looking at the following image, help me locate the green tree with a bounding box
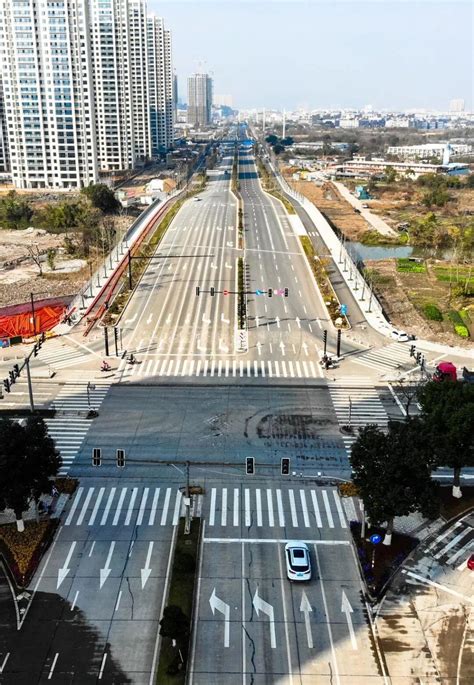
[0,191,33,229]
[350,420,439,545]
[81,183,120,213]
[422,188,450,208]
[383,166,397,184]
[35,201,83,234]
[465,174,474,189]
[409,212,438,248]
[417,381,474,498]
[0,416,61,531]
[159,605,189,640]
[265,134,279,146]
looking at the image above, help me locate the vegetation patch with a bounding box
[423,303,443,321]
[156,518,201,684]
[300,236,349,328]
[54,477,78,495]
[397,258,426,273]
[338,481,359,498]
[448,310,470,338]
[0,518,58,586]
[359,229,404,246]
[256,158,295,214]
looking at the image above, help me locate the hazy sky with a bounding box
[150,1,473,111]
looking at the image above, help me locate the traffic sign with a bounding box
[369,534,382,545]
[340,304,348,316]
[255,289,264,295]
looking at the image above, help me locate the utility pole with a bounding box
[25,357,35,413]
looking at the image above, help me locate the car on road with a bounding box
[390,329,412,342]
[285,542,311,581]
[194,197,201,201]
[467,554,474,570]
[361,203,369,209]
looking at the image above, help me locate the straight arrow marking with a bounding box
[141,541,154,589]
[57,541,76,589]
[341,590,357,650]
[253,587,276,648]
[300,591,313,649]
[209,588,230,648]
[100,541,115,589]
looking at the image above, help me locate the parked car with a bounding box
[390,329,411,342]
[467,554,474,571]
[285,542,311,581]
[361,203,369,209]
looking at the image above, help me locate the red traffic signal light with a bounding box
[223,289,229,295]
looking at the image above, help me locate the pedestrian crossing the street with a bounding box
[118,357,323,380]
[47,382,110,475]
[328,378,389,456]
[62,484,347,531]
[33,337,96,371]
[421,513,474,570]
[351,343,414,374]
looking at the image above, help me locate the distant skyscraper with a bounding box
[147,16,174,155]
[449,99,465,112]
[89,0,135,172]
[187,73,213,127]
[129,0,151,160]
[173,71,178,121]
[0,0,98,188]
[0,74,9,173]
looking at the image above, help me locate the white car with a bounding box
[285,542,311,581]
[390,329,410,342]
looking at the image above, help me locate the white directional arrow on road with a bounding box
[209,588,230,648]
[221,313,230,324]
[253,587,276,648]
[211,263,218,270]
[341,590,358,650]
[57,541,76,589]
[100,541,116,589]
[295,317,301,329]
[202,315,211,324]
[225,262,232,269]
[256,341,262,356]
[279,340,286,356]
[146,313,153,325]
[275,316,281,329]
[300,591,313,648]
[302,341,309,356]
[141,541,154,589]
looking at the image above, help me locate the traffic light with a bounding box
[281,458,290,475]
[284,287,289,297]
[195,286,200,296]
[246,457,255,475]
[323,329,328,355]
[13,364,20,379]
[3,378,10,394]
[409,344,416,357]
[210,287,215,296]
[40,332,45,344]
[416,352,422,364]
[267,288,273,297]
[9,370,15,385]
[116,449,125,468]
[33,343,39,356]
[92,448,102,467]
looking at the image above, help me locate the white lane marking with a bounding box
[172,490,183,525]
[276,489,285,526]
[321,490,334,528]
[189,359,195,376]
[266,489,275,527]
[0,654,10,674]
[404,570,474,604]
[124,488,138,526]
[137,488,149,526]
[281,361,287,378]
[115,590,122,612]
[233,488,240,527]
[89,487,105,526]
[101,488,116,526]
[256,489,263,527]
[221,488,227,527]
[98,652,107,680]
[311,490,323,527]
[71,590,79,611]
[288,361,294,377]
[313,544,341,684]
[209,488,217,526]
[288,490,298,527]
[333,491,347,528]
[160,488,171,526]
[300,490,310,528]
[205,538,349,545]
[88,541,95,557]
[48,653,59,680]
[76,487,94,526]
[65,487,84,526]
[149,488,160,526]
[245,488,251,527]
[434,528,471,560]
[112,488,128,526]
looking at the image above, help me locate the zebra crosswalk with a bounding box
[47,382,110,474]
[62,484,348,531]
[119,357,323,380]
[33,336,95,370]
[351,343,414,374]
[422,513,474,570]
[328,378,389,456]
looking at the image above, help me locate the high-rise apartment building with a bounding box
[129,0,150,161]
[0,74,9,173]
[147,16,173,156]
[0,0,98,189]
[89,0,134,172]
[173,71,178,122]
[449,99,465,113]
[187,73,213,127]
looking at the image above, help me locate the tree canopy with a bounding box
[81,183,120,213]
[0,191,33,229]
[0,416,61,531]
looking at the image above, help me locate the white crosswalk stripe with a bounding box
[47,382,110,475]
[119,358,322,380]
[422,514,474,569]
[328,377,389,457]
[351,343,413,374]
[64,485,189,528]
[204,486,347,530]
[32,337,95,370]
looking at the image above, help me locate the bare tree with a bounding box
[26,243,44,276]
[391,373,428,417]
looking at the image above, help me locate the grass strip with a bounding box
[300,236,349,328]
[0,518,58,586]
[156,518,201,684]
[238,256,246,329]
[256,157,296,214]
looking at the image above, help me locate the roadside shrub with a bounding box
[455,324,470,338]
[460,309,471,324]
[339,482,359,498]
[423,304,443,321]
[448,310,470,337]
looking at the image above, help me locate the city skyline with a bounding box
[154,0,473,111]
